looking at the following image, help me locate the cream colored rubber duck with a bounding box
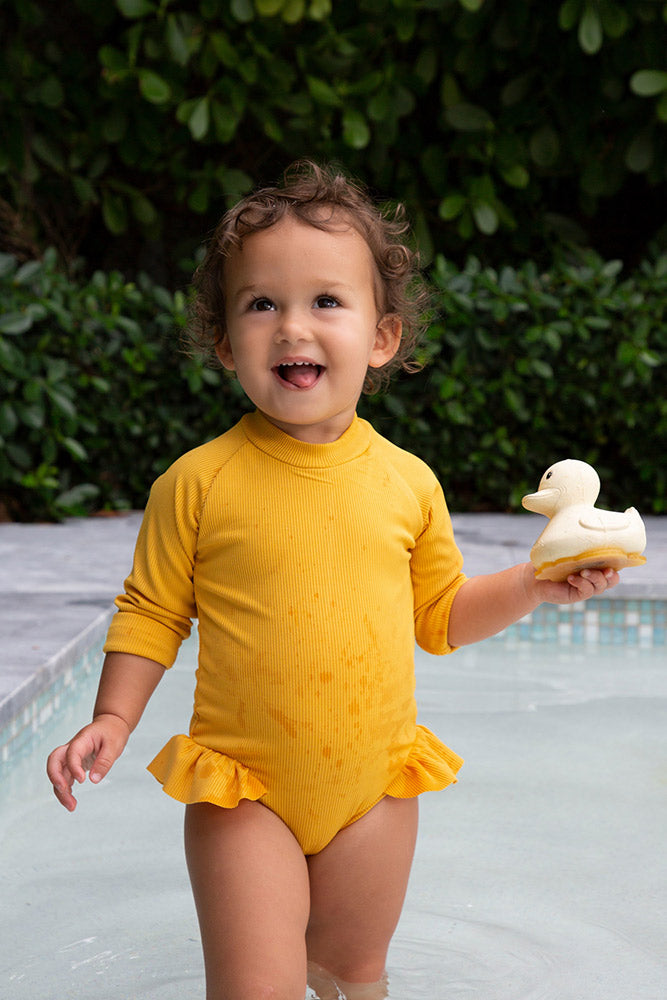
[522,459,647,582]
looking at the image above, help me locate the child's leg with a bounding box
[184,800,310,1000]
[306,795,418,993]
[307,961,389,999]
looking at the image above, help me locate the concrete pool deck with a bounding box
[1,511,666,731]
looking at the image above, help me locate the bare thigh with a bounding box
[184,800,310,1000]
[306,795,419,984]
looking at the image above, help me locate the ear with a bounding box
[214,330,236,371]
[369,313,402,368]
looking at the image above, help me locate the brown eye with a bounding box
[250,297,275,311]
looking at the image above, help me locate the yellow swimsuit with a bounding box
[104,412,466,854]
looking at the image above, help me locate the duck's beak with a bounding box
[522,488,559,515]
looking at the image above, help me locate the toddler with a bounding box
[47,161,618,1000]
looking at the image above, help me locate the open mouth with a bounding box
[273,361,324,388]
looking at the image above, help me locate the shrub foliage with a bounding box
[1,0,666,275]
[362,252,667,512]
[1,249,665,520]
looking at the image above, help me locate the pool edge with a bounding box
[0,608,113,765]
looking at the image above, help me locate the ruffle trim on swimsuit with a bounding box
[384,724,463,799]
[147,734,267,806]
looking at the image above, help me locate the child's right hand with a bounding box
[46,714,130,812]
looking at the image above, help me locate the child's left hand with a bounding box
[535,567,619,605]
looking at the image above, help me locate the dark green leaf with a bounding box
[166,15,191,66]
[187,96,210,140]
[0,402,18,436]
[21,403,45,429]
[230,0,254,21]
[255,0,284,13]
[138,70,172,105]
[558,0,580,32]
[116,0,155,17]
[307,76,341,107]
[342,110,370,149]
[55,483,100,509]
[0,312,33,334]
[529,125,560,167]
[14,260,43,285]
[308,0,331,18]
[61,437,89,461]
[578,6,603,54]
[0,254,17,279]
[445,103,493,132]
[282,0,306,23]
[439,194,467,220]
[630,70,667,97]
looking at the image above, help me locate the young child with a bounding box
[47,161,618,1000]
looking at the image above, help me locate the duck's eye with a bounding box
[546,471,553,479]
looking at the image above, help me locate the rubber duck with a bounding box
[521,459,647,582]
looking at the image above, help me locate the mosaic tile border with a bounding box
[0,641,103,768]
[494,598,666,647]
[0,600,665,770]
[0,609,112,769]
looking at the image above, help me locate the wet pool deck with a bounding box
[1,511,665,732]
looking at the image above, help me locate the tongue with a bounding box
[281,364,320,388]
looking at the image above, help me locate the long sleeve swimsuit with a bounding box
[104,411,467,855]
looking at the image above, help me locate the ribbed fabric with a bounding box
[104,411,467,854]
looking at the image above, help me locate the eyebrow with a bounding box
[230,283,261,302]
[231,280,355,302]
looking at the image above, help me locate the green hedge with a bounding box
[1,249,665,520]
[0,250,250,520]
[362,252,667,512]
[2,0,667,274]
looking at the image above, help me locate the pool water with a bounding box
[1,627,666,999]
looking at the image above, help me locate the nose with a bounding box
[275,306,313,344]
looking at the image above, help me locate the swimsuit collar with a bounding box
[241,410,372,468]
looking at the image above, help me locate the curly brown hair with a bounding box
[186,160,430,393]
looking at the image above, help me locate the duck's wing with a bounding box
[577,508,638,533]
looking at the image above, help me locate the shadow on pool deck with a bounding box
[0,512,665,728]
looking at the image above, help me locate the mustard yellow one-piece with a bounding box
[104,411,466,854]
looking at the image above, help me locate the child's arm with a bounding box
[46,651,165,812]
[448,562,618,647]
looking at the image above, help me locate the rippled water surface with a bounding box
[2,633,665,999]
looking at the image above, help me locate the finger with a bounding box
[567,568,613,596]
[46,745,65,786]
[89,740,121,784]
[580,569,601,591]
[566,572,595,598]
[582,568,613,591]
[63,742,89,785]
[52,780,78,812]
[47,753,78,811]
[47,746,76,788]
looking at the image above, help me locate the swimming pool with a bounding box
[2,602,666,999]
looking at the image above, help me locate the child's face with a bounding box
[216,216,401,443]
